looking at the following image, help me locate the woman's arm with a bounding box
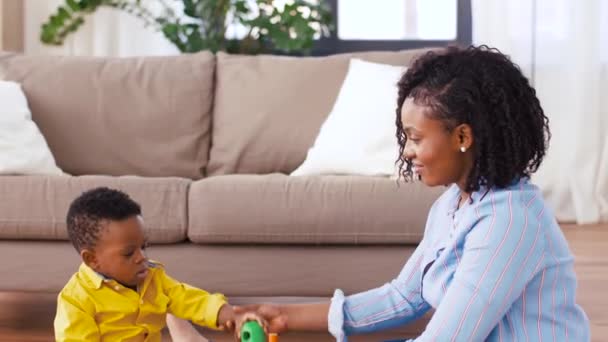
[244,238,430,339]
[280,303,332,330]
[335,239,431,337]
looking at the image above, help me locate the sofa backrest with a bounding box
[207,48,431,176]
[0,175,190,243]
[0,52,215,179]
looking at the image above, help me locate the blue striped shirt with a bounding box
[328,179,589,341]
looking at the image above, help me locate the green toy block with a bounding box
[241,320,266,342]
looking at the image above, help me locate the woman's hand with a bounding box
[235,312,268,339]
[234,304,288,334]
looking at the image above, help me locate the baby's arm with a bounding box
[160,268,231,330]
[54,291,100,341]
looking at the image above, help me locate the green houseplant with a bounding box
[40,0,333,54]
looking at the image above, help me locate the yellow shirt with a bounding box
[54,261,227,342]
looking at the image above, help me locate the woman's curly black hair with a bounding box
[395,45,551,192]
[66,187,141,252]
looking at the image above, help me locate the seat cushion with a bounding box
[188,174,443,244]
[0,175,190,243]
[208,48,432,176]
[0,52,214,179]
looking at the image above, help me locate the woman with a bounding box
[235,45,590,341]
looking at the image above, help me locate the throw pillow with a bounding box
[291,58,405,177]
[0,81,64,175]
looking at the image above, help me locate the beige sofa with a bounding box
[0,49,443,340]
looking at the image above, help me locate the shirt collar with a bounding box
[79,263,108,290]
[78,260,160,290]
[447,183,488,216]
[452,177,529,207]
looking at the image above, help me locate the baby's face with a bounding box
[91,215,149,287]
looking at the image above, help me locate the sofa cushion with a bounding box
[188,174,443,244]
[207,48,432,176]
[0,175,190,243]
[0,52,214,179]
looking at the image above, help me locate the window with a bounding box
[338,0,457,40]
[313,0,471,55]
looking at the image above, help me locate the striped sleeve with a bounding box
[328,238,431,340]
[415,190,546,341]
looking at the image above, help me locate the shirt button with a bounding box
[114,286,120,291]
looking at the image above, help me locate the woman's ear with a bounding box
[453,123,474,152]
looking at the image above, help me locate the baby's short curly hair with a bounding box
[396,45,551,192]
[66,187,141,252]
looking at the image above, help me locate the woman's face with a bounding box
[400,97,473,188]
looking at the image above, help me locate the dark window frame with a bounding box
[312,0,472,55]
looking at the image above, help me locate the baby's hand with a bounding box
[216,304,236,332]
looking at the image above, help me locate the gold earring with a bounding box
[460,146,466,153]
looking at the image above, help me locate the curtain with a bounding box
[473,0,608,224]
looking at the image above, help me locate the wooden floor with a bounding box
[0,224,606,341]
[562,224,608,341]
